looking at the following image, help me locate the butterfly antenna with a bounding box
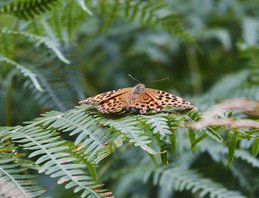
[149,77,170,84]
[128,74,141,83]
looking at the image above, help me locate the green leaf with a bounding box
[104,116,160,155]
[0,55,44,92]
[227,131,238,166]
[0,142,45,197]
[191,132,208,148]
[154,166,246,198]
[160,142,168,165]
[188,128,197,152]
[252,136,259,157]
[0,0,59,19]
[0,28,70,64]
[76,0,93,15]
[170,131,177,159]
[205,128,223,143]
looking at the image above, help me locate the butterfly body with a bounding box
[79,84,195,114]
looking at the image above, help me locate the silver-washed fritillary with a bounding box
[79,84,195,114]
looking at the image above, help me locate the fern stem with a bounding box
[160,143,168,165]
[5,74,13,126]
[186,47,202,94]
[170,131,177,159]
[148,154,159,167]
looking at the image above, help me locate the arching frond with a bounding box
[103,115,160,155]
[41,107,119,163]
[76,0,93,15]
[0,55,43,91]
[97,0,194,43]
[0,139,45,198]
[201,142,259,169]
[3,126,113,198]
[0,28,70,64]
[153,166,246,198]
[25,67,85,111]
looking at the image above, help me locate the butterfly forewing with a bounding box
[145,88,195,110]
[79,88,131,104]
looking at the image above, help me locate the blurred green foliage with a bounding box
[0,0,259,197]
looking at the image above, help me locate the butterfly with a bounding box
[79,83,195,114]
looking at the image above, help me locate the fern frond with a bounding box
[104,115,160,155]
[4,125,113,198]
[98,0,194,43]
[200,141,259,168]
[25,67,85,111]
[141,113,171,139]
[0,143,45,197]
[0,28,70,64]
[0,0,59,20]
[153,166,246,198]
[75,0,93,15]
[41,107,118,163]
[0,55,43,91]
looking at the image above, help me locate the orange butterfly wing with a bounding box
[145,88,195,109]
[129,88,194,114]
[79,88,132,113]
[79,86,195,114]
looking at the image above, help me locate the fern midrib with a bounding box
[0,165,30,198]
[11,128,99,196]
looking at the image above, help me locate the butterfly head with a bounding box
[133,83,145,94]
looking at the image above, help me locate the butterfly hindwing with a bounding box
[97,96,127,113]
[130,92,163,114]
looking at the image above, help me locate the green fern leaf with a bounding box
[0,55,43,91]
[227,131,239,165]
[190,132,208,148]
[205,127,223,143]
[6,125,112,198]
[142,113,171,139]
[98,0,194,43]
[0,28,70,64]
[104,116,160,155]
[0,0,59,20]
[0,143,45,197]
[153,166,246,198]
[188,128,197,152]
[75,0,93,15]
[201,141,259,168]
[252,136,259,156]
[34,105,118,162]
